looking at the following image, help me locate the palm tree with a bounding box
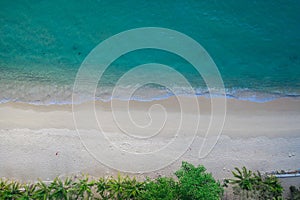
[230,166,255,191]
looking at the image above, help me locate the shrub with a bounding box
[5,163,286,200]
[19,184,37,200]
[95,175,145,200]
[289,186,300,200]
[118,176,144,199]
[139,177,178,200]
[255,172,283,200]
[227,167,283,200]
[0,179,9,198]
[175,161,224,200]
[0,180,23,199]
[48,177,74,199]
[33,179,52,200]
[71,175,95,199]
[103,175,144,200]
[95,177,110,199]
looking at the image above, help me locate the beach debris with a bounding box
[292,152,296,156]
[266,169,300,178]
[120,142,131,149]
[222,167,231,172]
[288,152,296,157]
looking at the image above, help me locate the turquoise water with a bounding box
[1,0,300,104]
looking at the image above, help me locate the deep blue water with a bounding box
[1,0,300,104]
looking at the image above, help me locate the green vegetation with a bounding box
[139,177,178,200]
[0,162,224,200]
[288,186,300,200]
[175,161,223,200]
[225,166,283,200]
[1,163,287,200]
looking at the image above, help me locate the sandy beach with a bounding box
[0,97,299,183]
[1,1,300,199]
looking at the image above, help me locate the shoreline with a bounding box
[1,94,300,106]
[0,97,299,138]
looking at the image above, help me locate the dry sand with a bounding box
[0,97,299,188]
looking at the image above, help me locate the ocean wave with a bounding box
[0,84,299,105]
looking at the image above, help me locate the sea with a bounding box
[1,0,300,105]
